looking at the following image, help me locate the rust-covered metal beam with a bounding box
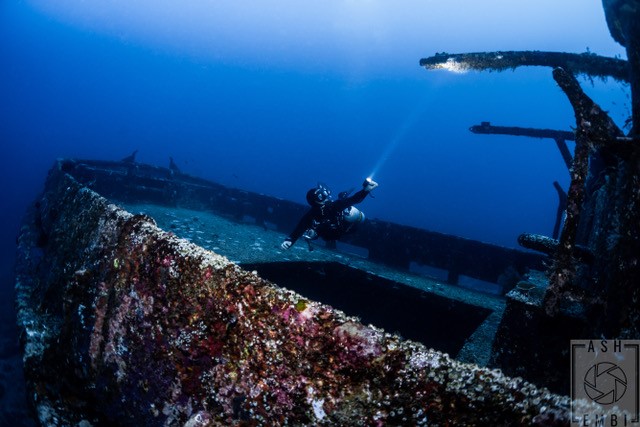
[543,67,626,315]
[469,122,575,141]
[517,233,593,264]
[552,181,568,240]
[469,122,574,170]
[469,122,573,241]
[420,51,629,82]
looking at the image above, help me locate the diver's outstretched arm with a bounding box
[281,210,315,250]
[333,178,378,210]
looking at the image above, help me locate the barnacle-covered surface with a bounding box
[0,285,33,427]
[15,164,575,426]
[119,202,508,366]
[420,1,640,397]
[420,51,629,82]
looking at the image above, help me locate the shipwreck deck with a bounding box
[14,159,574,425]
[121,202,505,365]
[55,156,549,367]
[54,157,554,367]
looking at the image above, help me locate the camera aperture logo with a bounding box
[571,340,639,426]
[584,362,627,405]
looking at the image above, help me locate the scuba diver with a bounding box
[280,178,378,251]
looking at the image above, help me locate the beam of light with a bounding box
[369,102,427,179]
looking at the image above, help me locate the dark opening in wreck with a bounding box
[241,261,492,356]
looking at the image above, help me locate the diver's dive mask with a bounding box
[306,183,332,206]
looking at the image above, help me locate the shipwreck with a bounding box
[421,0,640,394]
[16,157,568,426]
[14,0,640,425]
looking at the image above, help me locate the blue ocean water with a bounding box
[0,2,629,282]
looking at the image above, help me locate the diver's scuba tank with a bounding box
[342,206,365,224]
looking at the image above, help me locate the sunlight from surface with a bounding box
[24,0,626,76]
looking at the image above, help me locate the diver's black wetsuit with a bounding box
[286,189,369,244]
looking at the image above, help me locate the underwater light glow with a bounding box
[21,0,624,76]
[436,58,469,74]
[369,132,405,179]
[369,102,427,179]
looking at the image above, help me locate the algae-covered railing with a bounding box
[62,158,544,290]
[418,2,640,393]
[14,161,575,425]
